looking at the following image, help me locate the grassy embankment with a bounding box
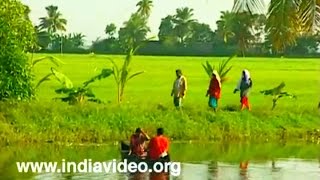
[0,54,319,144]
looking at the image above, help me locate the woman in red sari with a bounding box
[206,70,221,111]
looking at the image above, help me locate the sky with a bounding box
[21,0,266,45]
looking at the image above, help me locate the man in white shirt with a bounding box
[171,69,187,107]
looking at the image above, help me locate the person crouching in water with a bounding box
[233,69,253,111]
[206,70,221,112]
[171,69,187,108]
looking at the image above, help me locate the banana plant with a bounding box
[29,55,64,89]
[108,48,144,103]
[97,36,154,104]
[51,67,113,105]
[202,55,235,83]
[260,82,297,110]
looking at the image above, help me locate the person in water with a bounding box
[234,69,253,111]
[129,128,150,157]
[148,128,170,161]
[206,70,221,111]
[171,69,187,108]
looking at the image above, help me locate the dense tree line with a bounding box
[33,0,320,57]
[1,0,319,102]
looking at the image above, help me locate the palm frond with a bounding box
[202,61,214,78]
[298,0,320,32]
[220,66,233,80]
[266,0,300,52]
[202,55,234,83]
[232,0,266,14]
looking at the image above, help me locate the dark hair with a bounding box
[176,69,182,74]
[135,128,142,133]
[157,128,164,135]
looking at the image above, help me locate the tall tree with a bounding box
[136,0,153,17]
[118,13,150,51]
[215,11,263,56]
[105,23,117,38]
[216,11,236,43]
[173,7,196,44]
[35,25,51,50]
[188,22,214,42]
[158,15,178,44]
[232,0,320,53]
[266,0,300,53]
[0,0,36,100]
[39,5,67,35]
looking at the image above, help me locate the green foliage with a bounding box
[31,55,63,68]
[83,69,114,87]
[260,82,297,110]
[173,7,196,44]
[34,25,51,50]
[188,22,215,43]
[39,5,67,34]
[109,49,145,103]
[0,0,36,101]
[50,33,86,51]
[30,55,64,89]
[105,23,117,38]
[215,11,266,56]
[0,101,319,144]
[285,33,320,54]
[51,67,112,105]
[136,0,153,18]
[118,13,150,52]
[233,0,320,53]
[202,55,235,83]
[158,9,215,46]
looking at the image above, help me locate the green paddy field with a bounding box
[1,54,320,144]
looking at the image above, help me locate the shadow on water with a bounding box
[0,142,319,180]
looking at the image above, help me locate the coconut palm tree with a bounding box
[216,11,263,56]
[118,13,150,51]
[173,7,196,45]
[39,5,67,35]
[232,0,320,53]
[39,5,67,53]
[136,0,153,17]
[71,33,86,48]
[216,11,236,43]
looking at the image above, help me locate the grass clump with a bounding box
[0,101,319,145]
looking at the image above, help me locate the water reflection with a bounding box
[0,143,319,180]
[239,161,249,180]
